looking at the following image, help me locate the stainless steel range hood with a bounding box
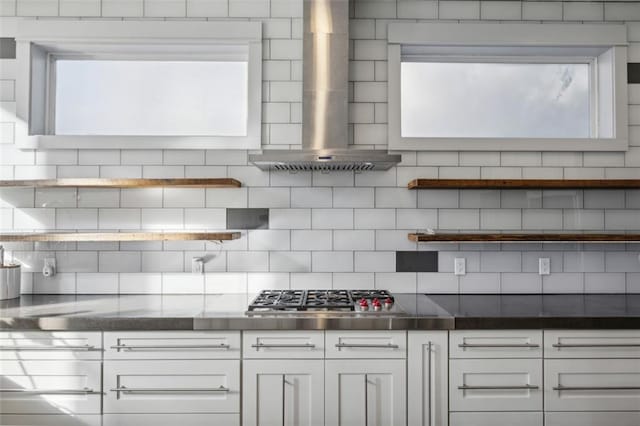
[249,0,401,171]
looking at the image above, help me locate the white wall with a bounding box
[0,0,639,295]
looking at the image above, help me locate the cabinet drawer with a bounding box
[0,331,102,360]
[0,415,102,426]
[0,360,101,414]
[545,330,640,358]
[450,412,542,426]
[450,330,542,359]
[325,331,406,359]
[103,414,240,426]
[243,331,324,359]
[105,331,240,359]
[104,359,240,413]
[545,412,640,426]
[450,358,542,412]
[545,359,640,412]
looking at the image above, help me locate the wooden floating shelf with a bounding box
[0,232,241,242]
[0,178,242,188]
[408,233,640,243]
[408,179,640,190]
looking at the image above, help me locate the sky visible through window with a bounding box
[55,60,248,136]
[401,61,591,138]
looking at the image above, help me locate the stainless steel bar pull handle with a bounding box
[553,385,640,391]
[0,388,100,394]
[110,385,229,393]
[335,343,399,349]
[0,345,96,351]
[459,385,539,390]
[458,343,539,348]
[110,344,230,350]
[251,343,315,349]
[552,343,640,348]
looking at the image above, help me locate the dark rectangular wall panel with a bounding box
[396,251,438,272]
[226,208,269,229]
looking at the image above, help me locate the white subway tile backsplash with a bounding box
[187,0,226,16]
[35,188,76,208]
[162,274,204,294]
[460,190,500,208]
[375,230,416,251]
[248,229,290,251]
[564,2,603,21]
[77,273,118,294]
[184,208,226,229]
[99,209,141,230]
[291,230,332,251]
[34,273,76,294]
[121,188,163,208]
[269,251,310,272]
[396,208,437,230]
[312,171,354,187]
[206,188,248,208]
[500,273,542,294]
[249,187,290,208]
[605,210,640,230]
[333,187,374,208]
[333,230,375,251]
[290,272,331,290]
[480,251,521,272]
[563,209,604,230]
[500,190,542,209]
[142,251,184,272]
[459,273,500,294]
[120,273,161,294]
[522,251,563,273]
[543,273,584,294]
[480,209,521,230]
[542,190,583,209]
[13,208,55,230]
[248,272,290,293]
[99,252,141,273]
[354,251,395,272]
[312,208,353,229]
[291,187,332,208]
[99,166,141,178]
[312,251,353,272]
[78,189,120,208]
[354,208,395,229]
[522,1,562,21]
[205,272,247,293]
[585,273,626,293]
[375,272,416,292]
[56,208,98,230]
[606,252,640,273]
[438,209,479,230]
[375,187,416,208]
[417,273,459,294]
[522,209,562,230]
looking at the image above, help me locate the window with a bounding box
[15,20,262,149]
[388,23,628,151]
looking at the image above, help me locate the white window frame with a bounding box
[388,23,629,152]
[14,20,262,150]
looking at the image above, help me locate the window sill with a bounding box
[388,137,629,152]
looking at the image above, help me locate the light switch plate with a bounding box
[539,258,550,275]
[454,258,466,276]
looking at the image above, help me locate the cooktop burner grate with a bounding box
[248,290,394,311]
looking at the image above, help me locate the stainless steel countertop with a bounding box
[2,294,640,330]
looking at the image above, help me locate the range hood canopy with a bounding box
[249,0,401,171]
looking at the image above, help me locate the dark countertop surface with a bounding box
[2,293,640,330]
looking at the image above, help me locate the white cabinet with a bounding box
[243,331,324,359]
[545,358,640,412]
[407,331,448,426]
[104,359,240,414]
[103,413,240,426]
[544,330,640,359]
[105,331,240,359]
[0,360,101,415]
[450,330,542,359]
[325,359,406,426]
[325,330,406,359]
[243,359,324,426]
[450,412,543,426]
[0,331,102,360]
[0,415,102,426]
[545,412,640,426]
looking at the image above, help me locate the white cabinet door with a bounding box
[104,359,240,413]
[243,331,324,359]
[545,411,640,426]
[103,413,240,426]
[0,360,101,414]
[450,330,542,359]
[325,359,406,426]
[450,358,543,412]
[408,331,448,426]
[243,359,324,426]
[0,331,102,360]
[0,414,102,426]
[544,330,640,359]
[545,359,640,412]
[450,412,542,426]
[104,331,240,359]
[325,331,407,359]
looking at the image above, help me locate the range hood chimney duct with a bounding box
[249,0,401,171]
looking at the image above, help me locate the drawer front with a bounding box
[325,331,406,359]
[104,359,240,413]
[450,412,542,426]
[0,332,102,360]
[450,358,543,412]
[545,330,640,359]
[545,412,640,426]
[545,359,640,412]
[0,360,101,414]
[243,331,324,359]
[0,415,102,426]
[105,331,240,359]
[103,414,240,426]
[450,330,542,359]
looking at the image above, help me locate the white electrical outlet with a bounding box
[539,258,550,275]
[43,257,56,277]
[191,257,204,274]
[454,258,466,276]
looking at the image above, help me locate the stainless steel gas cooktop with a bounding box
[247,290,399,314]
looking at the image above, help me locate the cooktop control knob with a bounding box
[372,298,382,311]
[359,298,369,311]
[384,297,393,310]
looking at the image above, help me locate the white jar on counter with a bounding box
[0,264,21,300]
